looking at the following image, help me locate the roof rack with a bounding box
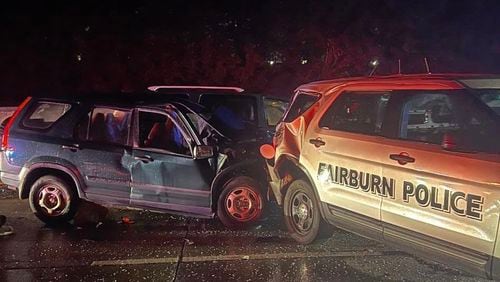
[147,85,245,93]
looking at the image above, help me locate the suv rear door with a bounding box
[129,108,214,216]
[379,90,500,274]
[71,106,133,206]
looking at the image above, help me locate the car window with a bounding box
[22,102,71,129]
[86,108,131,145]
[319,92,389,136]
[397,91,500,153]
[283,92,320,122]
[475,90,500,115]
[399,93,458,144]
[264,98,288,126]
[138,111,190,155]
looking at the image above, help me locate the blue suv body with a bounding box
[0,95,270,228]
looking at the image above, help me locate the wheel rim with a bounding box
[37,184,70,217]
[225,186,262,222]
[290,191,314,235]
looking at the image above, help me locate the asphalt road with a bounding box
[0,186,489,282]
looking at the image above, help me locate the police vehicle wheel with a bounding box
[29,175,79,226]
[284,179,331,244]
[217,176,264,229]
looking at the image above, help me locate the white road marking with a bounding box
[91,250,394,267]
[91,257,179,266]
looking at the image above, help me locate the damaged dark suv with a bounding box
[0,95,271,228]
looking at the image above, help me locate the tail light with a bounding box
[1,96,32,151]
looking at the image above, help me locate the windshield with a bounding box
[170,102,228,143]
[198,95,258,139]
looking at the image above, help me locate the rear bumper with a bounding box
[0,171,20,188]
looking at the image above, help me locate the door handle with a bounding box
[309,138,326,148]
[389,152,415,165]
[134,155,153,163]
[61,144,80,152]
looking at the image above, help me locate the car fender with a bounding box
[210,158,266,204]
[274,154,328,219]
[19,157,87,200]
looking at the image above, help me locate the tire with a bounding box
[29,175,79,226]
[217,176,265,229]
[283,179,333,244]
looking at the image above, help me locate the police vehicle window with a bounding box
[399,93,458,144]
[22,102,71,129]
[319,93,389,135]
[138,111,190,155]
[398,91,500,153]
[264,98,289,126]
[283,93,319,122]
[475,90,500,115]
[88,108,131,145]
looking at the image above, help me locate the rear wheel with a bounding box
[283,179,332,244]
[217,176,264,229]
[29,175,79,226]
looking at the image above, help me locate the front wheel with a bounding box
[217,176,264,229]
[29,175,79,226]
[283,179,332,244]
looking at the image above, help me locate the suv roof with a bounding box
[297,73,500,94]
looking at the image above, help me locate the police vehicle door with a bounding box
[379,91,500,269]
[129,108,214,216]
[303,92,392,239]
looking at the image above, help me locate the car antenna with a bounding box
[369,59,379,77]
[424,57,431,74]
[398,59,402,75]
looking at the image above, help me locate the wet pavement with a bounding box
[0,186,488,281]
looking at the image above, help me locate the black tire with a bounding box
[283,179,333,244]
[29,175,79,226]
[217,176,265,229]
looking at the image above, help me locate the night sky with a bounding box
[1,0,500,104]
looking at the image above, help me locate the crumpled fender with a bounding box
[210,157,266,207]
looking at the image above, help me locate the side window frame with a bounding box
[133,108,195,157]
[282,91,321,123]
[77,106,132,147]
[318,91,391,137]
[21,101,72,131]
[390,91,457,145]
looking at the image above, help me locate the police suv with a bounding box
[261,74,500,279]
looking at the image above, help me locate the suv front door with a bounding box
[302,92,390,240]
[129,108,215,216]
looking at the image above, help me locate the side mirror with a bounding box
[194,145,214,159]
